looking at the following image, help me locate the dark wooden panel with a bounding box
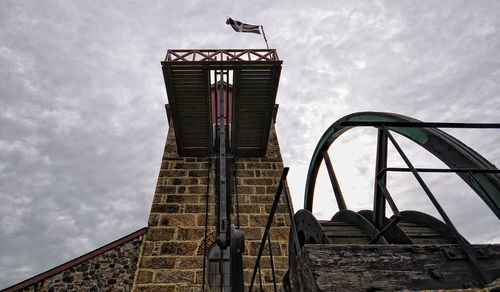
[289,244,500,292]
[232,63,282,157]
[162,63,211,156]
[162,59,282,157]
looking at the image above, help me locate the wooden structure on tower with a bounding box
[162,49,281,157]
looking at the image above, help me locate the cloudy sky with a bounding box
[1,0,500,288]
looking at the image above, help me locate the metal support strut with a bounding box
[218,70,228,249]
[373,129,388,230]
[381,125,492,284]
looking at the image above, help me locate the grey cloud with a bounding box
[1,0,500,289]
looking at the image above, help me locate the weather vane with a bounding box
[226,17,269,49]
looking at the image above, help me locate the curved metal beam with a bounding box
[304,112,500,218]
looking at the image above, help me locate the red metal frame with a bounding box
[165,49,279,62]
[2,227,147,292]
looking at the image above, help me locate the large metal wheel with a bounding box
[288,112,499,252]
[304,112,500,218]
[287,112,500,289]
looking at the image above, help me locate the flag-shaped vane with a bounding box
[226,17,261,34]
[226,17,269,49]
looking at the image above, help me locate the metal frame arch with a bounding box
[304,112,500,218]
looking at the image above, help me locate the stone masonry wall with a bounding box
[132,123,290,292]
[235,127,290,292]
[19,235,142,292]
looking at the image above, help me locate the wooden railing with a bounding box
[165,49,279,62]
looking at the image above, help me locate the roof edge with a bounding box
[1,227,147,292]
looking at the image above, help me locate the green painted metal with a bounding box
[348,115,428,144]
[304,112,500,219]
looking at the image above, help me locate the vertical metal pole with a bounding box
[234,167,240,229]
[260,26,270,49]
[213,70,217,150]
[267,233,278,292]
[219,254,223,292]
[201,158,212,292]
[258,264,263,291]
[283,179,300,256]
[219,70,228,250]
[373,129,388,230]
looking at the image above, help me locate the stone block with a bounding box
[136,270,153,284]
[236,170,255,177]
[167,177,199,186]
[236,185,255,194]
[166,195,199,204]
[259,169,284,177]
[159,169,187,177]
[255,186,266,194]
[148,214,160,227]
[238,215,249,226]
[196,214,216,226]
[198,177,209,185]
[160,161,170,170]
[265,203,289,214]
[188,170,207,177]
[250,195,274,204]
[177,285,203,292]
[187,186,207,194]
[152,194,162,204]
[263,268,287,283]
[242,177,273,186]
[154,270,195,284]
[156,186,177,194]
[184,204,208,213]
[142,242,154,256]
[160,242,198,256]
[150,204,179,213]
[241,227,263,240]
[236,162,246,169]
[135,285,176,292]
[176,228,204,241]
[141,257,176,269]
[177,256,203,269]
[245,162,274,170]
[237,204,262,214]
[159,214,196,227]
[260,256,288,270]
[268,227,290,241]
[146,228,175,241]
[265,185,278,195]
[173,162,201,170]
[248,241,282,256]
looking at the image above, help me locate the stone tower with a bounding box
[132,49,290,291]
